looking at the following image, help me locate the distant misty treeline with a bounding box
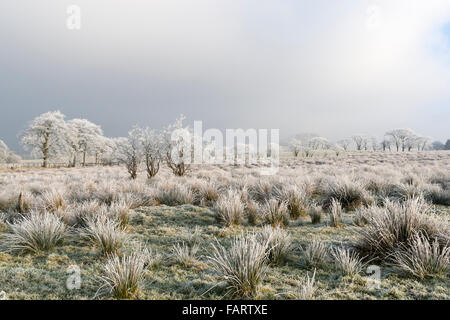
[0,110,449,167]
[288,131,450,157]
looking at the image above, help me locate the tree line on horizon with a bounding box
[0,111,449,168]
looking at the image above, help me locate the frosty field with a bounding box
[0,151,448,300]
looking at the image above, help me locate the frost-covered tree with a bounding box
[309,137,329,150]
[385,129,415,152]
[115,128,142,179]
[92,136,114,165]
[21,111,69,167]
[67,118,104,166]
[380,138,392,151]
[0,140,22,164]
[162,115,193,176]
[351,134,367,151]
[289,138,302,157]
[370,137,378,151]
[415,136,431,151]
[404,133,420,151]
[331,144,344,156]
[289,133,320,157]
[138,126,164,178]
[337,139,351,151]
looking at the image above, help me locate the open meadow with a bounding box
[0,151,449,300]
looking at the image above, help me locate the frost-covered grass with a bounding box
[0,151,448,300]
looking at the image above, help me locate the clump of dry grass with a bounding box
[356,197,449,261]
[301,239,328,269]
[277,185,307,219]
[191,180,220,206]
[172,242,200,267]
[298,270,317,300]
[98,251,148,299]
[66,200,106,227]
[257,225,292,265]
[91,183,119,205]
[331,246,366,277]
[352,206,375,227]
[40,189,67,212]
[249,180,276,203]
[320,178,371,210]
[0,192,14,212]
[16,190,35,213]
[208,234,269,298]
[1,211,68,253]
[308,204,323,224]
[423,184,450,206]
[214,189,245,227]
[262,199,289,228]
[80,215,128,255]
[245,200,261,225]
[109,201,131,227]
[328,198,342,227]
[155,182,194,206]
[390,233,450,279]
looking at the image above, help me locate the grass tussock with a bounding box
[40,189,67,212]
[262,199,289,228]
[155,182,194,206]
[109,201,131,227]
[301,239,328,269]
[308,204,323,224]
[80,216,128,255]
[1,211,68,253]
[356,197,449,261]
[257,225,292,265]
[390,233,450,279]
[245,200,261,225]
[208,234,269,298]
[172,242,200,267]
[320,178,371,210]
[331,246,366,277]
[297,270,317,300]
[98,251,148,299]
[328,198,342,227]
[277,185,307,219]
[214,189,245,227]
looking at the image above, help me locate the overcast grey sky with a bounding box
[1,0,449,152]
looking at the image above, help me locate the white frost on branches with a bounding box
[20,111,69,167]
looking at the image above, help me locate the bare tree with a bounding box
[0,139,21,164]
[370,137,378,151]
[67,118,104,166]
[351,134,366,151]
[116,127,142,179]
[289,138,302,157]
[139,127,164,178]
[331,144,344,156]
[380,138,392,151]
[163,115,192,176]
[416,136,431,151]
[337,139,351,151]
[92,136,114,165]
[309,137,329,150]
[405,133,419,151]
[385,129,415,152]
